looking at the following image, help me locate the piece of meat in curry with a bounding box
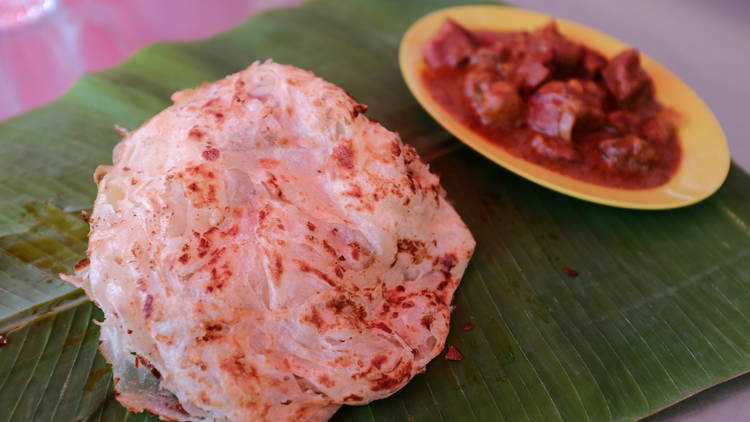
[421,18,681,189]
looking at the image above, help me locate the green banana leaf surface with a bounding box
[1,0,749,421]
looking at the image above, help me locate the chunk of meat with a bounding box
[470,34,550,90]
[469,41,506,71]
[602,49,654,106]
[527,79,606,141]
[607,110,641,134]
[639,109,679,144]
[530,134,579,161]
[465,68,523,127]
[599,134,659,171]
[581,48,607,77]
[528,20,582,72]
[474,31,530,64]
[511,59,550,90]
[422,19,478,68]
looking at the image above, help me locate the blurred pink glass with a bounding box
[0,0,56,28]
[0,0,301,120]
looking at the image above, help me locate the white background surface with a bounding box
[1,0,748,420]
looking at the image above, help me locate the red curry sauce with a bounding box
[421,19,681,189]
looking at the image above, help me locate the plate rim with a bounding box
[399,5,731,210]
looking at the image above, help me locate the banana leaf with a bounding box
[1,0,749,421]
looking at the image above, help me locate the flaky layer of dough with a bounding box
[64,61,475,422]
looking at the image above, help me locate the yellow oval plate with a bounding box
[400,5,730,209]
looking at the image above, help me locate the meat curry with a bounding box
[422,19,681,189]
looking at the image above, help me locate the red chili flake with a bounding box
[463,322,475,331]
[80,209,90,222]
[563,267,579,277]
[0,334,8,347]
[444,345,463,361]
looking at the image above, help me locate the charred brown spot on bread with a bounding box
[296,260,336,286]
[322,240,338,258]
[332,139,355,170]
[180,165,220,207]
[143,295,154,319]
[348,241,369,261]
[134,355,161,378]
[206,262,232,292]
[370,363,411,392]
[334,355,353,368]
[73,257,90,271]
[372,321,392,333]
[207,184,217,202]
[202,147,220,161]
[317,374,335,388]
[351,103,368,117]
[198,323,224,343]
[259,157,280,169]
[371,354,387,369]
[188,126,204,140]
[343,394,363,402]
[403,144,419,164]
[301,307,324,328]
[271,253,284,286]
[326,295,367,321]
[202,98,220,109]
[344,184,363,198]
[421,314,434,330]
[222,225,239,237]
[263,173,285,200]
[405,171,418,193]
[221,354,259,379]
[136,278,147,291]
[397,238,428,264]
[197,236,210,258]
[391,141,402,157]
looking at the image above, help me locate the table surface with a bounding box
[1,0,748,420]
